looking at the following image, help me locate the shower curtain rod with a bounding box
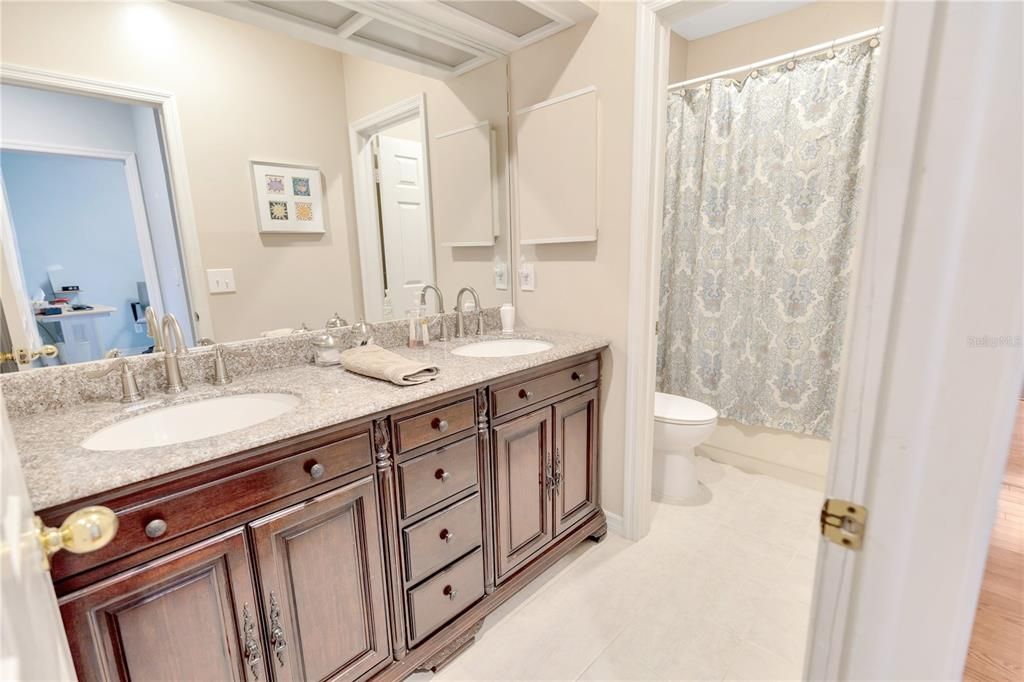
[667,25,883,91]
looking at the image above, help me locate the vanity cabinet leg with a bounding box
[589,527,608,543]
[374,419,408,660]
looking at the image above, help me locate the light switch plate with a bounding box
[494,262,508,290]
[206,268,236,294]
[518,262,536,291]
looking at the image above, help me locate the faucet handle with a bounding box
[210,345,234,386]
[85,358,144,404]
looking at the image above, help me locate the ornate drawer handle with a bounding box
[519,389,533,400]
[435,468,452,482]
[571,371,585,382]
[145,518,167,539]
[443,584,458,601]
[242,603,262,680]
[432,418,449,433]
[440,528,454,543]
[308,461,325,480]
[268,592,287,667]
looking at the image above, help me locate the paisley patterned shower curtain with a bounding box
[656,40,878,438]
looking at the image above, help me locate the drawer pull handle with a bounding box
[308,462,325,480]
[443,584,458,601]
[145,518,167,539]
[571,371,585,382]
[440,528,454,543]
[519,389,533,400]
[432,418,449,433]
[435,468,452,482]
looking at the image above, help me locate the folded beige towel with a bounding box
[340,344,439,386]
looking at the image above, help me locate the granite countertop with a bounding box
[13,329,608,511]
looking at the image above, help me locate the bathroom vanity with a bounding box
[15,331,607,681]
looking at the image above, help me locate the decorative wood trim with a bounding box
[475,388,496,594]
[418,619,483,673]
[374,418,408,661]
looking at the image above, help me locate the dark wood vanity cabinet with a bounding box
[49,351,606,681]
[492,385,600,582]
[249,476,392,682]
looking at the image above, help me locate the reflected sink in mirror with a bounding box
[82,393,301,451]
[450,339,553,358]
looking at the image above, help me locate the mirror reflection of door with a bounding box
[0,84,194,371]
[372,118,435,314]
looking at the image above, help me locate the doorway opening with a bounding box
[0,84,194,369]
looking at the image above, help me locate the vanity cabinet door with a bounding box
[59,528,267,682]
[492,409,554,580]
[553,389,599,536]
[249,475,391,682]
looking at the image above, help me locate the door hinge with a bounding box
[820,498,867,550]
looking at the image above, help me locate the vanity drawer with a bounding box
[402,494,482,584]
[394,397,477,454]
[406,548,485,644]
[51,430,374,577]
[492,359,598,417]
[397,436,478,518]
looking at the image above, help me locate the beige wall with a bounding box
[0,1,364,341]
[341,54,511,313]
[668,32,689,84]
[509,3,636,516]
[683,1,886,79]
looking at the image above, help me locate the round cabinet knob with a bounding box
[440,528,454,543]
[443,584,458,601]
[308,462,325,480]
[519,389,533,400]
[571,371,585,382]
[145,518,167,539]
[432,418,449,433]
[435,468,452,482]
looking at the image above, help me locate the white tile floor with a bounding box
[414,456,823,681]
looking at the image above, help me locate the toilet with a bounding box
[653,392,718,504]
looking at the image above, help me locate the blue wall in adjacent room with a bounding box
[1,150,151,354]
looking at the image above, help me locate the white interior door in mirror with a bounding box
[515,86,598,244]
[376,135,435,303]
[433,121,496,247]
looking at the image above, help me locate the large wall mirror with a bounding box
[0,1,513,370]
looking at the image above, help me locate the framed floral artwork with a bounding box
[250,161,326,234]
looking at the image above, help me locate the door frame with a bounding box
[0,64,214,341]
[0,141,168,360]
[349,94,436,321]
[625,0,1022,679]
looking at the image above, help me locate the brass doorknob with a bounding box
[1,344,58,365]
[34,506,118,569]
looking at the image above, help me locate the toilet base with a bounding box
[652,446,708,505]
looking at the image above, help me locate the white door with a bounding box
[0,389,75,680]
[376,134,435,307]
[0,182,42,372]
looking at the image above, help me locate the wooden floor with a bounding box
[964,400,1024,681]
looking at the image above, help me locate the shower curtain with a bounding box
[657,40,878,438]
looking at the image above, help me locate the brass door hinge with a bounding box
[820,498,867,550]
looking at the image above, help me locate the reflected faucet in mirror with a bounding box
[455,287,485,338]
[418,285,449,342]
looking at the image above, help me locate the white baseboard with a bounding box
[604,510,625,537]
[699,443,826,491]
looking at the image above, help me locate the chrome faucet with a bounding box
[418,285,449,342]
[85,357,144,403]
[455,287,485,338]
[160,313,189,393]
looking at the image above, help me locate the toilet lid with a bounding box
[654,392,718,425]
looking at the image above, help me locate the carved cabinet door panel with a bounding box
[492,409,553,580]
[249,475,391,682]
[59,528,267,682]
[553,389,599,536]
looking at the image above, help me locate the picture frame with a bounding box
[250,161,327,234]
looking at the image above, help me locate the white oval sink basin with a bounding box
[82,393,300,451]
[450,339,553,358]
